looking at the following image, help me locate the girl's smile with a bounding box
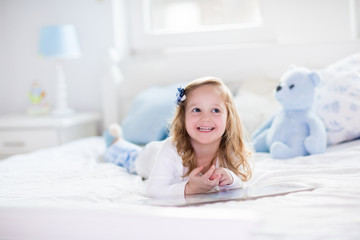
[197,126,215,132]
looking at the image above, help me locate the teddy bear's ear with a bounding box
[309,71,321,86]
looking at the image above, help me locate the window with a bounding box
[129,0,275,52]
[148,0,261,34]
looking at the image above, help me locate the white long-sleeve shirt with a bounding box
[143,138,244,198]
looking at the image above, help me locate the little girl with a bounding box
[103,77,253,198]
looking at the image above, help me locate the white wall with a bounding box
[0,4,7,111]
[0,0,116,116]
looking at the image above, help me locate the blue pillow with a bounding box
[122,84,180,145]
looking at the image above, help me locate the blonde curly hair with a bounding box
[170,76,252,181]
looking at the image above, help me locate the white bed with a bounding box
[1,135,359,240]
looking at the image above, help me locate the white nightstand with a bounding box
[0,112,101,159]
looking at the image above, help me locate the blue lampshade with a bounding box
[38,24,81,59]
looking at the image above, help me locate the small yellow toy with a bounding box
[27,82,50,115]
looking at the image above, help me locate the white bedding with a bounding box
[0,137,360,240]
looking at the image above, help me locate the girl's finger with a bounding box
[202,165,216,179]
[210,173,221,186]
[219,170,234,186]
[190,166,203,177]
[209,172,217,180]
[219,178,230,187]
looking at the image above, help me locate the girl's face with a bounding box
[185,84,227,147]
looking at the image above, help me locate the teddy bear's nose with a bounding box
[276,85,282,92]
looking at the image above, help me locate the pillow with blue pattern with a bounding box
[316,52,360,145]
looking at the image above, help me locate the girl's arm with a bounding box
[146,140,223,197]
[146,140,188,198]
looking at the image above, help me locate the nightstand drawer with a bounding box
[0,112,100,158]
[0,130,58,154]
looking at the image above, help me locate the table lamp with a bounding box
[38,24,81,115]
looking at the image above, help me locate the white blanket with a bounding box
[0,137,359,240]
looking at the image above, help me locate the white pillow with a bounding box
[234,78,280,138]
[316,52,360,145]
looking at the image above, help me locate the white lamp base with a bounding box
[52,63,75,116]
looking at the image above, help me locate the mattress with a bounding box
[0,136,359,240]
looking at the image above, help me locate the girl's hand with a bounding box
[210,167,234,187]
[185,165,221,195]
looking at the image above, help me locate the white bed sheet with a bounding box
[0,137,360,240]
